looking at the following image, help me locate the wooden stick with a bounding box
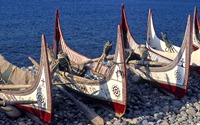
[0,106,13,112]
[59,71,95,83]
[129,60,168,66]
[70,54,114,66]
[28,57,39,68]
[55,84,104,125]
[0,84,31,90]
[0,100,37,106]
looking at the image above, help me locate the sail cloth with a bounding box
[0,55,35,85]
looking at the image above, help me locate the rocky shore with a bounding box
[0,66,200,125]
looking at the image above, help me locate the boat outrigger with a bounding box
[0,35,52,124]
[121,4,191,98]
[146,7,200,72]
[51,10,127,117]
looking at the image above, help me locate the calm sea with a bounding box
[0,0,199,67]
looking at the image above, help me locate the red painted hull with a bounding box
[158,83,187,98]
[17,105,51,124]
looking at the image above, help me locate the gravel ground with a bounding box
[0,66,200,125]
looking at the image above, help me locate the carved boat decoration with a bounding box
[0,35,52,124]
[121,4,191,98]
[52,10,127,117]
[146,8,200,71]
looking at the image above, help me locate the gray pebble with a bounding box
[181,121,189,125]
[173,107,180,114]
[196,112,200,116]
[113,120,121,125]
[187,89,193,96]
[194,102,200,111]
[157,119,162,124]
[180,111,188,117]
[186,107,197,115]
[193,117,199,124]
[142,120,148,125]
[188,114,193,122]
[190,97,197,103]
[161,120,169,125]
[172,100,182,109]
[162,105,170,112]
[153,106,160,112]
[148,122,154,125]
[177,117,187,122]
[18,122,26,125]
[128,118,137,124]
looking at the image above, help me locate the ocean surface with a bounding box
[0,0,199,67]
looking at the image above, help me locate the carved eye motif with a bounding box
[112,85,120,98]
[37,92,45,107]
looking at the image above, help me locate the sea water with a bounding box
[0,0,199,67]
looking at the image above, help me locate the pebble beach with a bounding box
[0,66,200,125]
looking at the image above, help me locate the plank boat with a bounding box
[121,4,191,98]
[146,8,200,71]
[52,10,127,117]
[0,35,52,124]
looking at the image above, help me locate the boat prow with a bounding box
[0,35,52,124]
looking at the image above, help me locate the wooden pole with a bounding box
[28,57,39,68]
[0,84,31,90]
[70,54,114,66]
[0,100,37,106]
[128,60,168,66]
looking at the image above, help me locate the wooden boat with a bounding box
[0,35,52,124]
[52,10,127,117]
[146,8,200,71]
[121,4,191,98]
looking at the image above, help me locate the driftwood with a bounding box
[0,84,31,90]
